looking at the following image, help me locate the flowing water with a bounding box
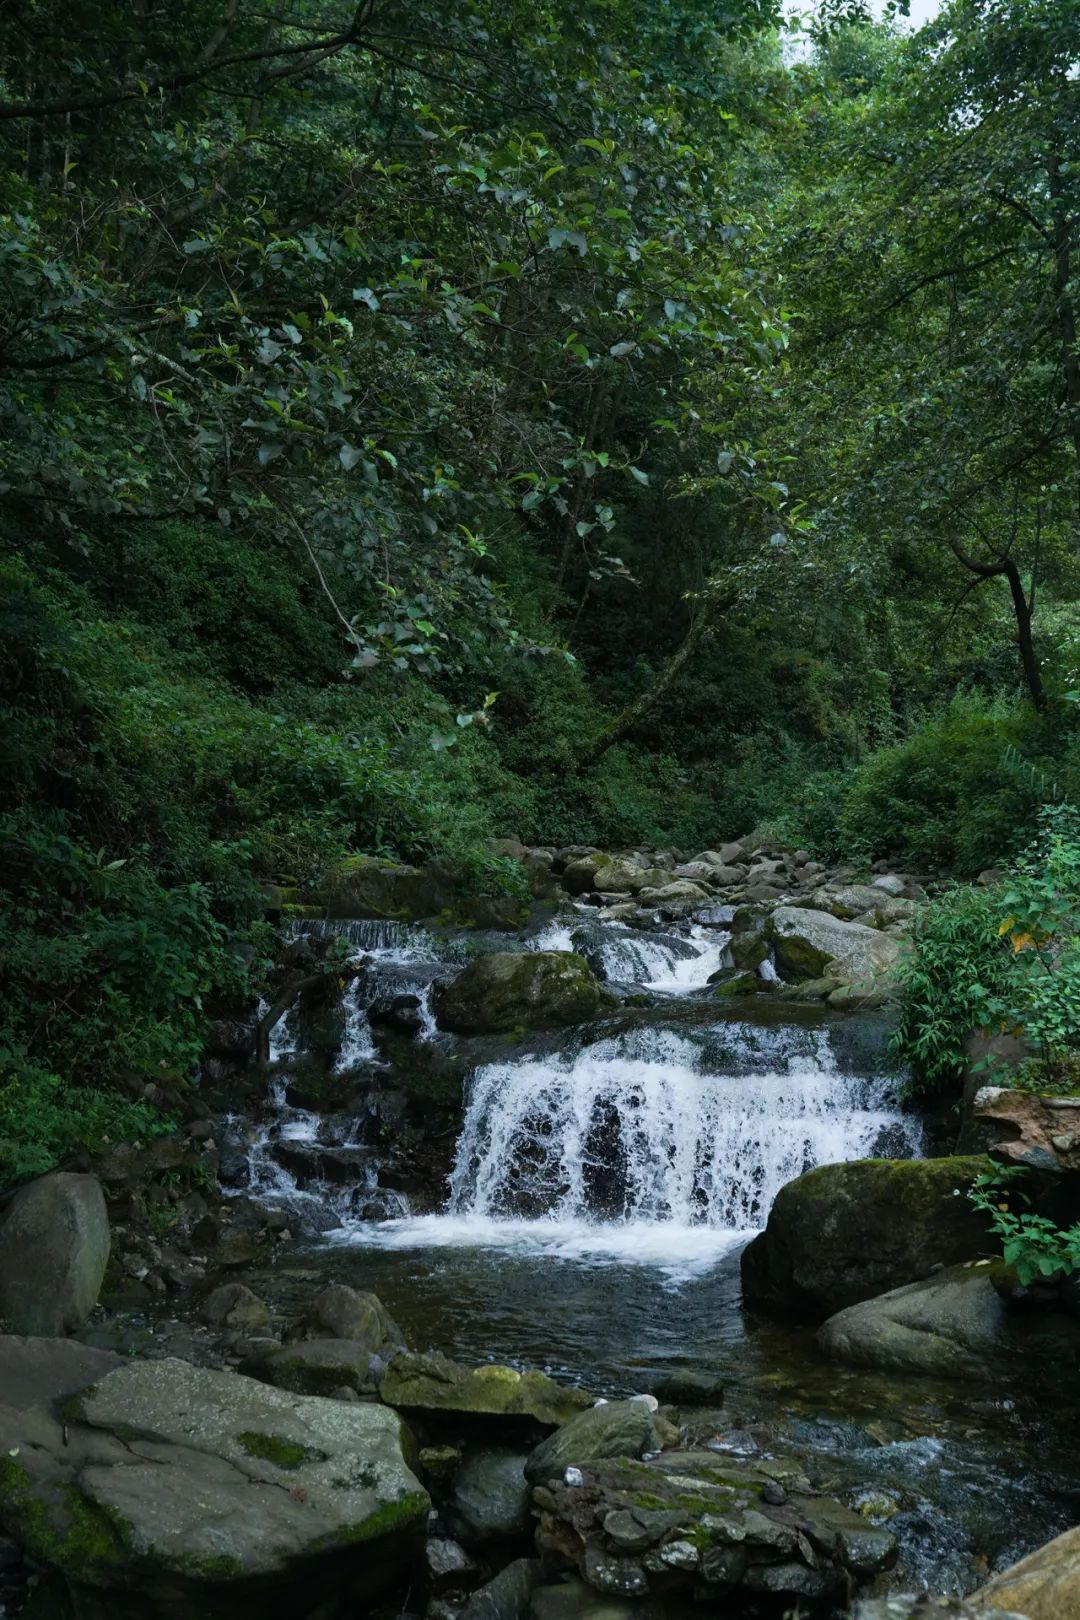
[218,908,1080,1595]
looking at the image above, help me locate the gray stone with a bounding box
[818,1264,1080,1379]
[0,1356,428,1618]
[648,1369,724,1407]
[741,1156,995,1318]
[0,1334,122,1411]
[241,1337,382,1397]
[447,1447,531,1545]
[425,1536,478,1590]
[200,1284,270,1334]
[301,1284,405,1351]
[524,1400,659,1485]
[872,874,907,896]
[972,1523,1080,1618]
[766,905,903,988]
[0,1172,110,1336]
[459,1558,538,1620]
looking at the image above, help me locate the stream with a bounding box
[171,912,1080,1595]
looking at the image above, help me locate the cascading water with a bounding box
[346,1018,921,1273]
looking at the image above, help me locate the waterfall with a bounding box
[446,1024,920,1232]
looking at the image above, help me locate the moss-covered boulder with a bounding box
[741,1156,995,1319]
[378,1351,593,1426]
[0,1357,428,1619]
[434,952,615,1034]
[818,1264,1080,1379]
[325,856,527,929]
[524,1400,660,1485]
[300,1284,406,1351]
[241,1338,383,1398]
[766,906,902,988]
[0,1172,110,1337]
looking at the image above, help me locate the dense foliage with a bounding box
[2,0,1079,1175]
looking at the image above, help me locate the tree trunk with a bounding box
[1049,153,1080,526]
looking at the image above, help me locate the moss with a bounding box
[188,1552,245,1579]
[0,1460,130,1577]
[313,1490,430,1549]
[237,1431,324,1470]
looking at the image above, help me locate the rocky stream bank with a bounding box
[3,835,1080,1620]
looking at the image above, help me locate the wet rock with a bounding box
[369,993,426,1037]
[300,1283,406,1352]
[711,970,761,998]
[854,1599,1018,1619]
[973,1086,1080,1173]
[533,1451,895,1608]
[524,1400,661,1485]
[425,1536,478,1591]
[766,905,902,988]
[447,1447,531,1545]
[0,1356,429,1619]
[648,1369,724,1407]
[741,1156,995,1318]
[972,1522,1080,1617]
[241,1337,383,1397]
[0,1172,110,1336]
[0,1335,123,1411]
[378,1351,593,1426]
[818,1263,1080,1378]
[459,1558,538,1620]
[199,1283,271,1334]
[728,932,768,970]
[434,953,615,1034]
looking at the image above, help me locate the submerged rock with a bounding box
[0,1356,429,1619]
[524,1400,661,1485]
[378,1350,593,1426]
[0,1171,110,1336]
[818,1263,1080,1378]
[532,1451,895,1609]
[434,952,615,1034]
[741,1156,994,1318]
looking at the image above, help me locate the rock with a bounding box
[594,859,670,895]
[368,993,425,1037]
[533,1451,895,1607]
[0,1172,110,1336]
[425,1536,478,1591]
[973,1086,1080,1173]
[815,883,894,918]
[972,1523,1080,1618]
[766,905,903,987]
[0,1334,123,1411]
[241,1337,383,1397]
[459,1558,538,1620]
[712,971,761,998]
[447,1448,532,1545]
[300,1284,405,1352]
[0,1356,429,1618]
[434,953,614,1034]
[854,1600,1020,1620]
[524,1400,660,1485]
[741,1156,995,1318]
[636,881,711,912]
[647,1369,724,1407]
[562,854,611,894]
[872,874,907,897]
[718,842,747,864]
[378,1351,593,1426]
[728,933,768,970]
[818,1263,1080,1378]
[326,854,454,919]
[199,1283,270,1335]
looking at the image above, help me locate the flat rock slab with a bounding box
[0,1335,123,1411]
[379,1351,593,1426]
[0,1357,428,1620]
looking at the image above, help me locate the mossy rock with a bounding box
[378,1351,593,1426]
[434,952,616,1034]
[711,971,761,998]
[741,1155,997,1320]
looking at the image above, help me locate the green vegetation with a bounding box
[2,0,1079,1173]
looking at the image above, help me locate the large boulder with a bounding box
[524,1400,660,1485]
[973,1524,1080,1618]
[741,1157,994,1319]
[818,1264,1080,1379]
[766,906,902,988]
[447,1448,532,1546]
[532,1451,895,1608]
[241,1338,384,1398]
[0,1356,429,1619]
[326,854,456,919]
[378,1351,592,1426]
[0,1172,110,1336]
[434,953,614,1034]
